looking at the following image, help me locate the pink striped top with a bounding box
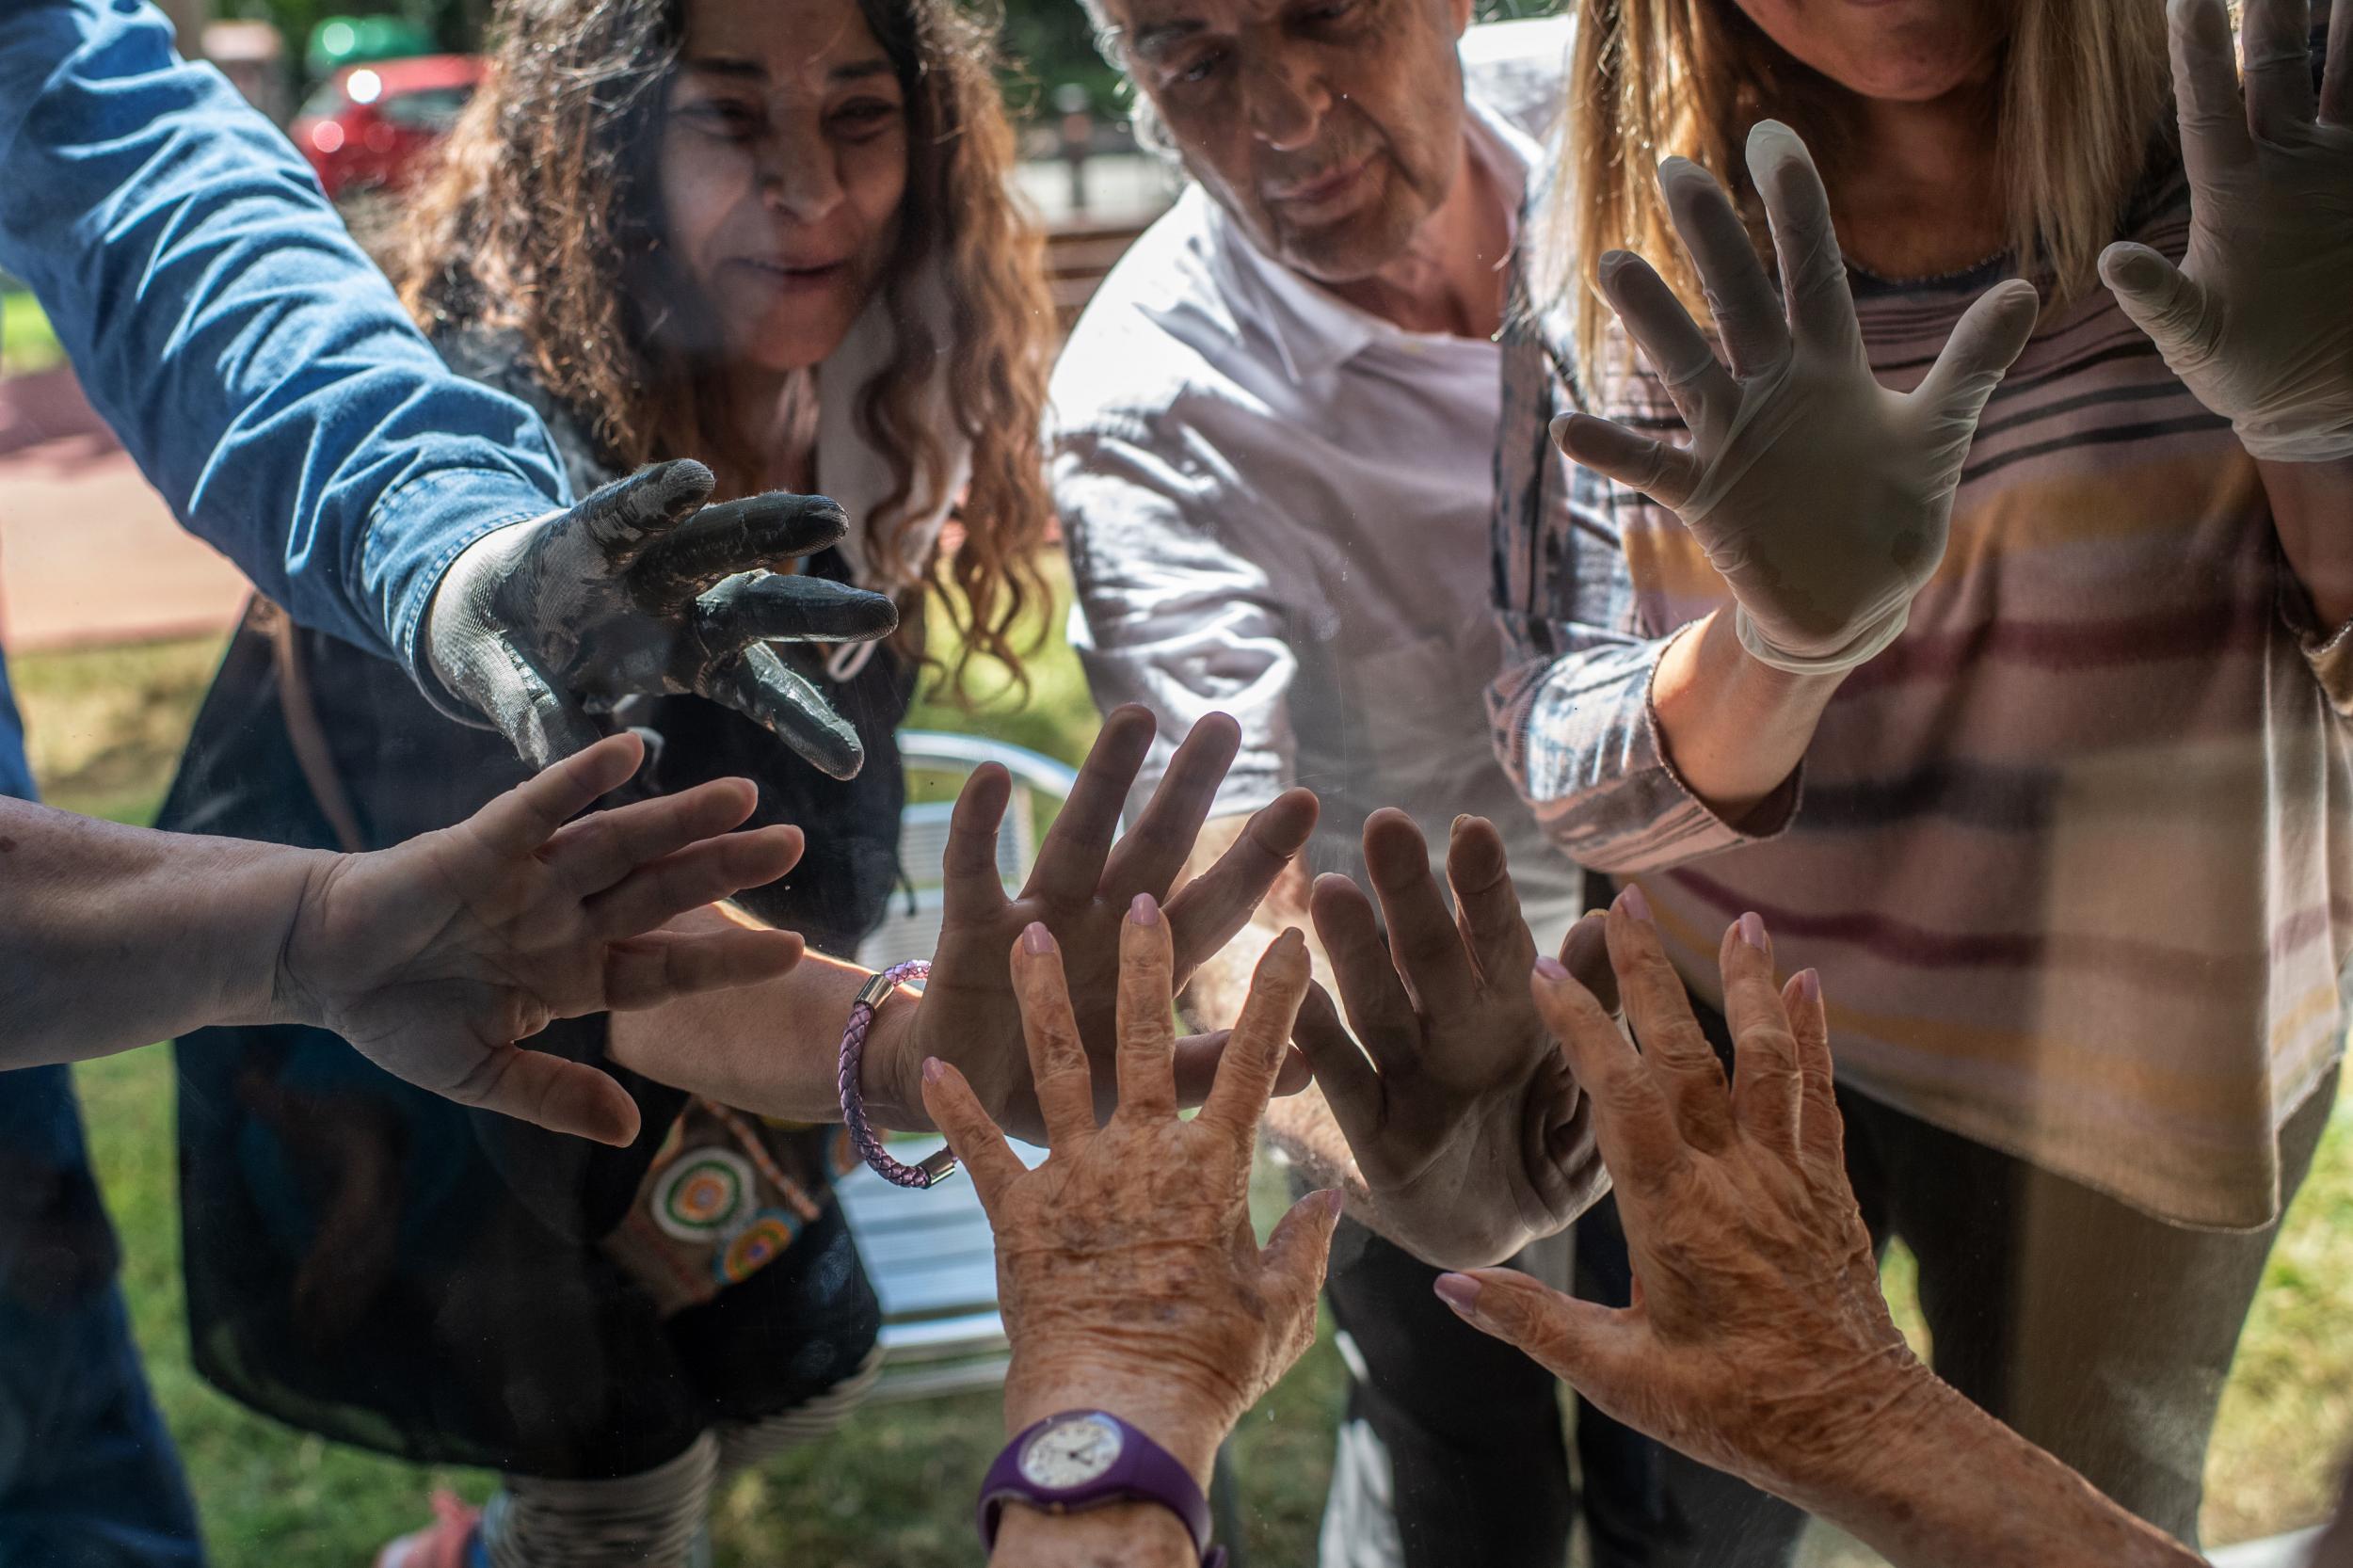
[1490,152,2353,1229]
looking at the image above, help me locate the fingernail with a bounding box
[921,1056,946,1084]
[1433,1274,1483,1316]
[1533,955,1570,984]
[1320,1188,1345,1218]
[1797,968,1821,1005]
[1022,921,1054,955]
[1616,883,1652,923]
[1451,813,1472,833]
[1129,892,1160,926]
[1739,911,1768,951]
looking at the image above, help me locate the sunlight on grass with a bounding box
[2,289,66,379]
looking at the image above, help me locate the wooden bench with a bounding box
[1044,216,1154,333]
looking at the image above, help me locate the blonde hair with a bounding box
[1538,0,2171,390]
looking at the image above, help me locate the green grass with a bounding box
[2,288,65,379]
[17,570,2353,1562]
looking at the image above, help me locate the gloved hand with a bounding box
[1552,120,2043,675]
[2099,0,2353,462]
[423,458,900,778]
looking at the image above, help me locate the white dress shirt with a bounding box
[1050,27,1581,942]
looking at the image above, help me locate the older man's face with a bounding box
[1110,0,1475,285]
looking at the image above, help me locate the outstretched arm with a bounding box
[1440,894,2202,1568]
[0,733,801,1143]
[607,710,1320,1144]
[0,0,894,771]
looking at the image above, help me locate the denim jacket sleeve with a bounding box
[0,0,572,678]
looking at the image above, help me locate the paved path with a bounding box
[0,365,250,652]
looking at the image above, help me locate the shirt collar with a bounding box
[1206,92,1536,386]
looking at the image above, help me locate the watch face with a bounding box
[1018,1414,1127,1491]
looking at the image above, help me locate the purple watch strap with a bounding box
[977,1411,1225,1566]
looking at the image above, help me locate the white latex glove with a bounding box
[2099,0,2353,463]
[1552,121,2043,675]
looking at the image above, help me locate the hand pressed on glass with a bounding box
[1290,810,1611,1270]
[882,706,1320,1144]
[424,457,900,777]
[1553,121,2041,674]
[280,730,804,1145]
[2099,0,2353,463]
[918,903,1344,1488]
[1434,891,1924,1501]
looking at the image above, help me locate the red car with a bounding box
[291,55,482,200]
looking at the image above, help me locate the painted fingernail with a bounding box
[1022,921,1054,955]
[1433,1274,1482,1316]
[1533,955,1570,984]
[1739,911,1768,951]
[1129,892,1161,926]
[921,1056,946,1084]
[1797,968,1821,1005]
[1616,883,1652,923]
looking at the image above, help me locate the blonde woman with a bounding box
[1491,0,2350,1556]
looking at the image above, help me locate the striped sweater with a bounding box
[1488,150,2353,1230]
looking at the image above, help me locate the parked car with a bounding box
[291,55,480,200]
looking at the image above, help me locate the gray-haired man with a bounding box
[1045,4,1627,1563]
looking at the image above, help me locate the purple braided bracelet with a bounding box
[838,958,959,1190]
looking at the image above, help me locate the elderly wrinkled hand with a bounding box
[2099,0,2353,462]
[280,731,805,1145]
[1289,810,1612,1270]
[1432,890,1930,1502]
[1553,120,2041,675]
[919,902,1344,1485]
[423,458,901,776]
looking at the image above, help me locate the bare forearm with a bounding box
[0,798,326,1063]
[1788,1374,2201,1568]
[606,904,922,1125]
[2263,456,2353,630]
[1650,610,1845,824]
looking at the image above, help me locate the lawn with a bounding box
[12,566,2353,1564]
[1,288,65,378]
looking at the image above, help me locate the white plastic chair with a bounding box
[840,731,1074,1401]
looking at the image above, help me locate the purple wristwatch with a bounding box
[977,1410,1225,1565]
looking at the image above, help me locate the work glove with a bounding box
[1551,120,2042,675]
[2099,0,2353,463]
[423,459,899,778]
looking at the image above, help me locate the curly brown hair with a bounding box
[382,0,1055,693]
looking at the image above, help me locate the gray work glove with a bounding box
[423,459,898,779]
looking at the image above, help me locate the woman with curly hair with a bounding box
[155,0,1056,1560]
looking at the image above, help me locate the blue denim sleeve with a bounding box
[0,0,572,677]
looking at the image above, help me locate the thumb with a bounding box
[443,1045,644,1146]
[1435,1268,1641,1395]
[1913,278,2041,425]
[2097,243,2215,360]
[1261,1187,1346,1312]
[473,639,605,772]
